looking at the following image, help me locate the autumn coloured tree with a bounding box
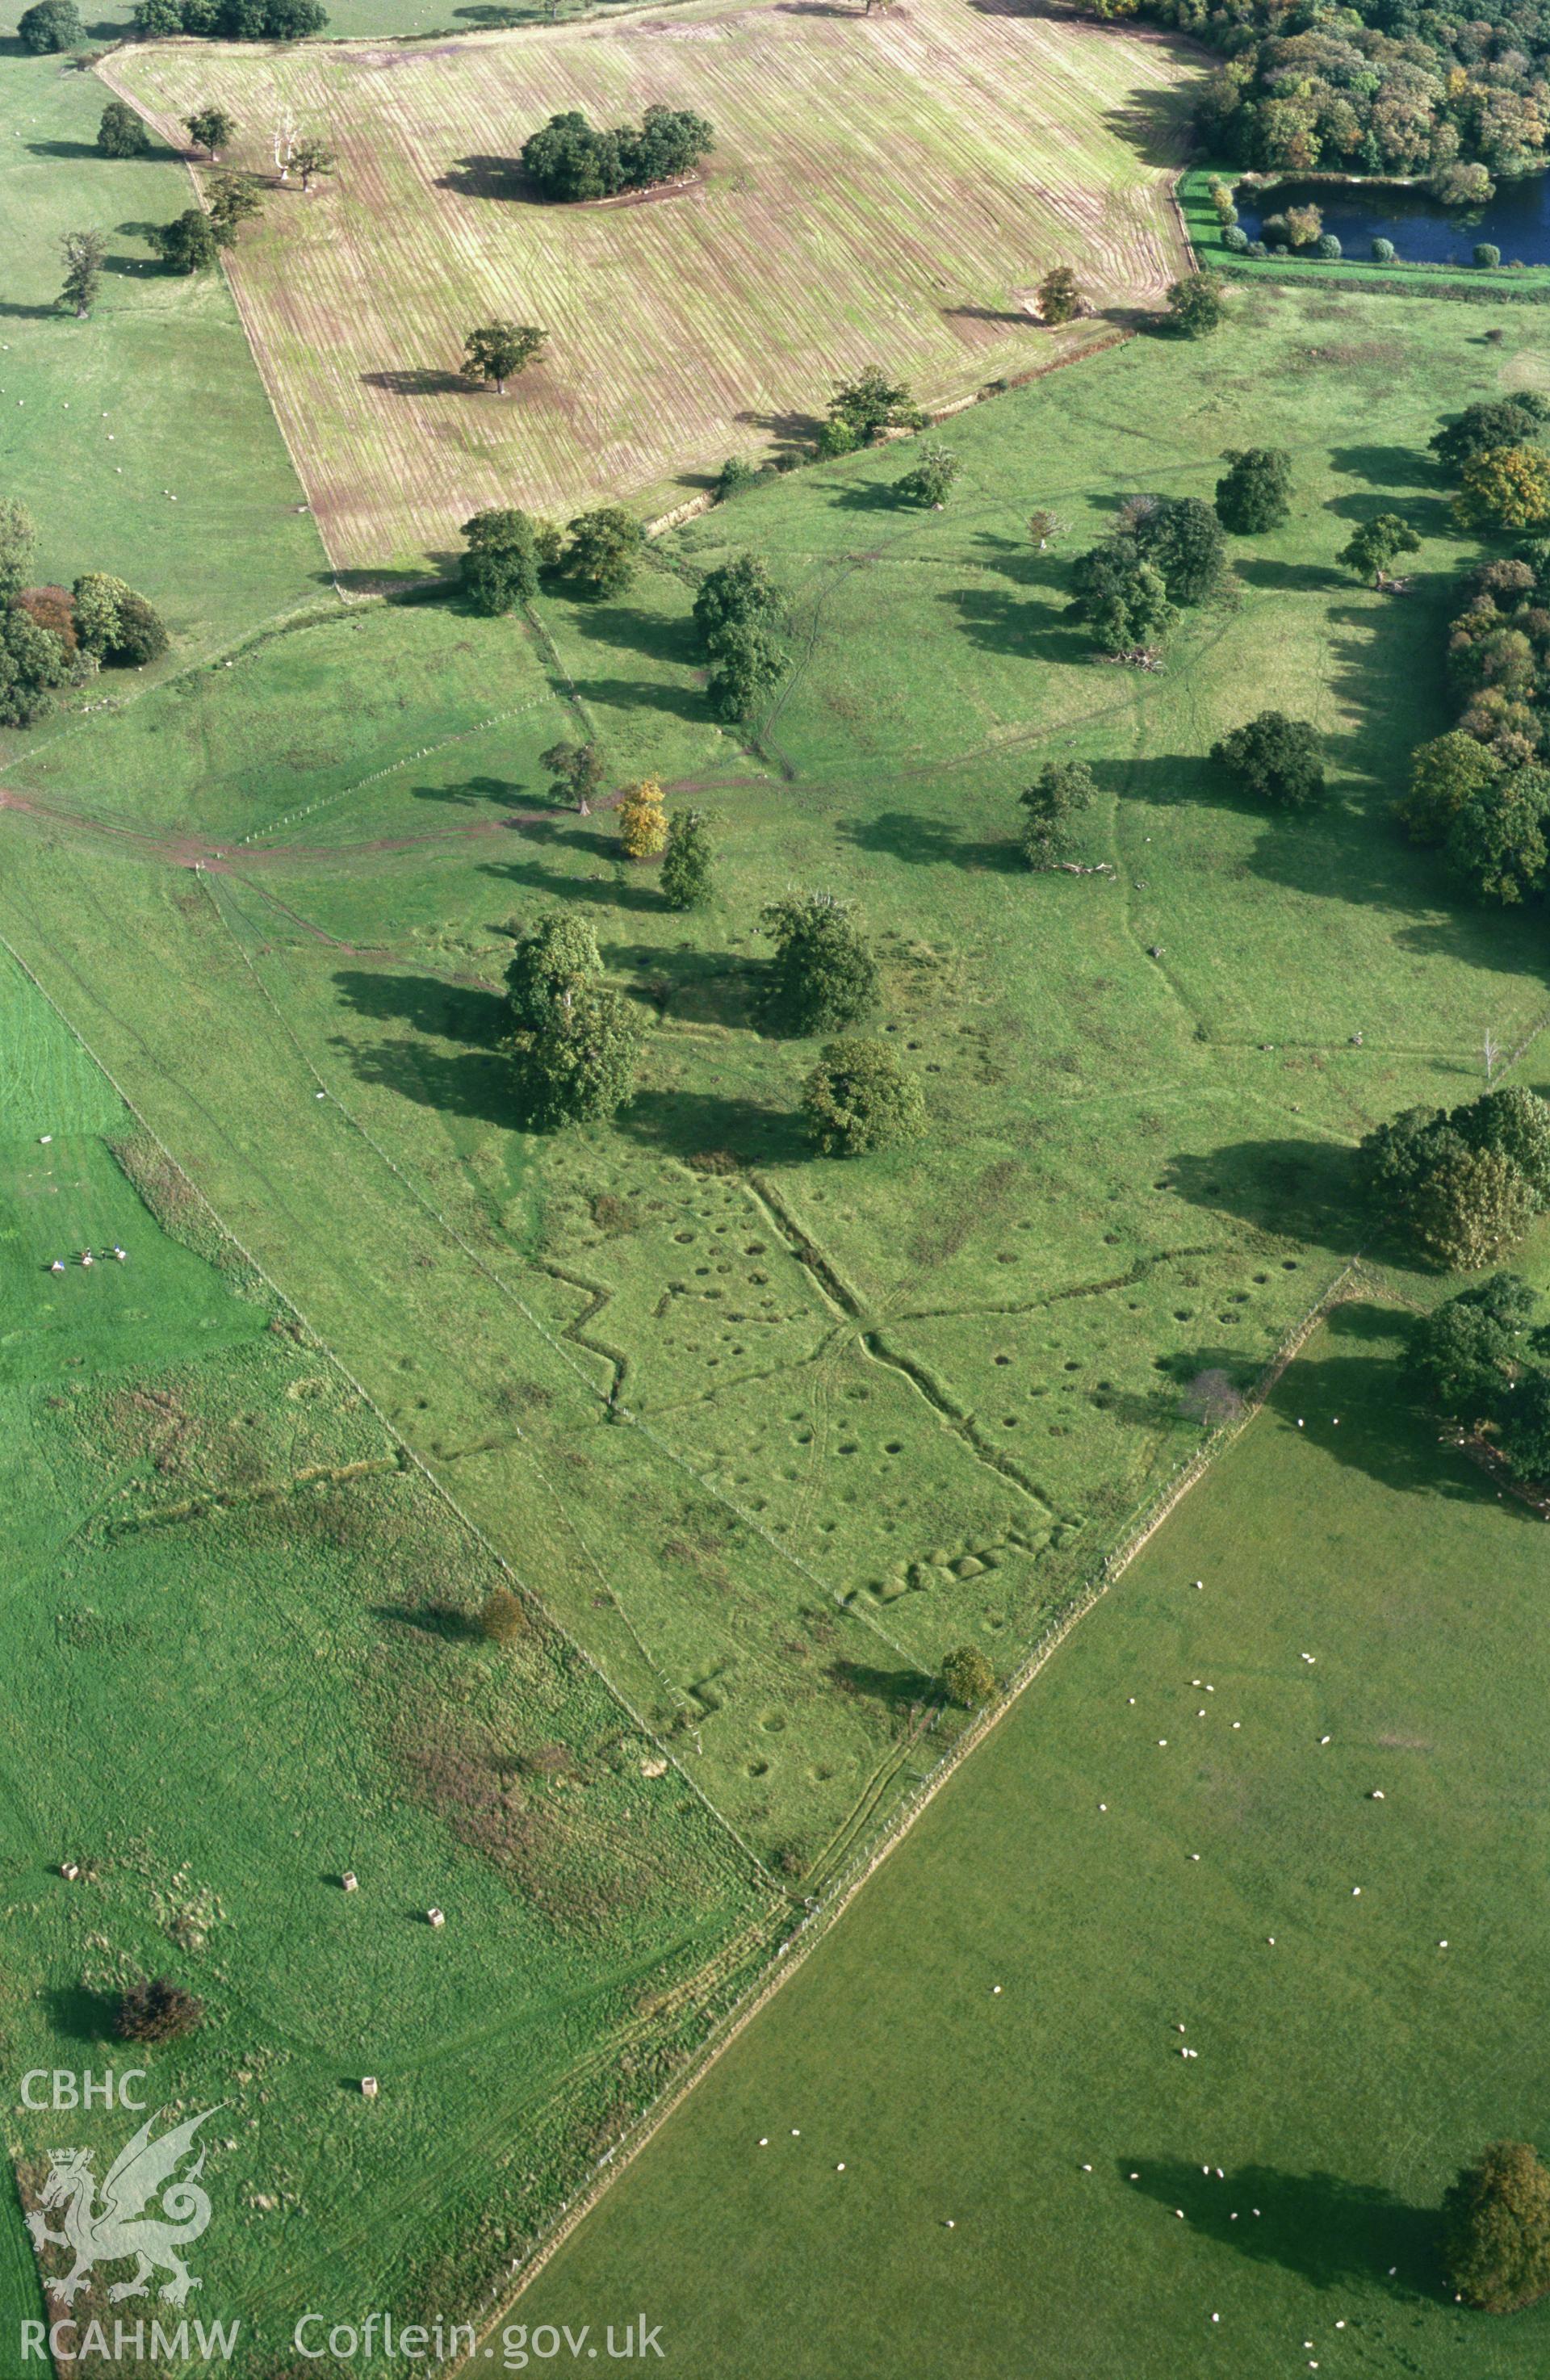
[1455,445,1550,534]
[617,776,668,859]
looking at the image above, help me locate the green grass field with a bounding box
[0,48,325,663]
[4,14,1550,2356]
[511,1300,1550,2379]
[0,948,779,2368]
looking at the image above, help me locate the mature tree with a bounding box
[1444,765,1550,904]
[72,573,167,664]
[148,208,220,273]
[1132,495,1228,605]
[692,553,782,645]
[58,228,106,319]
[184,104,234,158]
[1412,1142,1537,1270]
[1066,543,1175,653]
[115,1978,203,2044]
[1211,711,1324,809]
[1338,513,1421,585]
[505,912,601,1030]
[760,892,879,1036]
[820,364,920,454]
[520,104,712,202]
[290,138,334,193]
[660,806,714,909]
[896,442,959,507]
[1431,396,1550,476]
[1443,2143,1550,2312]
[1397,730,1501,846]
[134,0,184,27]
[1455,445,1550,534]
[1460,1084,1550,1206]
[802,1037,927,1158]
[207,173,263,246]
[0,608,69,729]
[565,507,643,600]
[539,738,603,812]
[941,1645,995,1708]
[510,983,646,1129]
[463,321,545,395]
[692,552,785,721]
[617,775,668,859]
[98,100,153,160]
[706,618,784,723]
[18,0,83,48]
[1019,758,1096,868]
[459,508,541,614]
[1498,1372,1550,1484]
[1407,1272,1539,1420]
[1163,274,1225,337]
[0,504,36,602]
[1214,446,1292,534]
[1037,265,1084,323]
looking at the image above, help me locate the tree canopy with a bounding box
[941,1645,995,1708]
[1163,274,1224,337]
[98,101,152,160]
[618,776,668,859]
[1359,1086,1550,1268]
[692,554,786,723]
[505,913,601,1032]
[1066,543,1175,654]
[1210,711,1325,810]
[1443,764,1550,904]
[1443,2143,1550,2313]
[802,1037,927,1157]
[1455,445,1550,534]
[565,507,643,601]
[1431,396,1550,475]
[819,365,922,455]
[18,0,83,49]
[1019,760,1097,868]
[463,322,545,394]
[895,442,959,507]
[184,105,235,158]
[148,208,220,274]
[1037,266,1084,324]
[1338,513,1421,585]
[520,105,714,203]
[58,229,105,320]
[510,984,646,1130]
[459,508,542,614]
[760,893,879,1037]
[1214,447,1292,534]
[660,807,714,910]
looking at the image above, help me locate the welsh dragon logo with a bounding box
[24,2106,223,2307]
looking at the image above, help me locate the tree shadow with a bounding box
[482,853,664,912]
[44,1982,120,2043]
[332,969,508,1046]
[943,302,1033,329]
[0,299,61,321]
[944,583,1071,661]
[827,480,911,513]
[411,773,528,807]
[362,367,473,398]
[1329,442,1440,493]
[618,1086,804,1164]
[827,1657,936,1707]
[372,1600,484,1642]
[559,599,703,673]
[837,809,1020,870]
[567,671,709,720]
[604,943,757,1024]
[434,153,522,200]
[1323,486,1455,538]
[735,404,823,455]
[1123,2159,1438,2297]
[1234,556,1344,595]
[1164,1138,1363,1255]
[338,1039,516,1126]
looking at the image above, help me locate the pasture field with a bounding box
[4,245,1550,2365]
[0,51,324,657]
[106,0,1197,566]
[511,1302,1550,2380]
[0,947,777,2370]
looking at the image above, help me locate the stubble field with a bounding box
[106,0,1197,566]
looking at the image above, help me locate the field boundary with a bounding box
[457,1250,1380,2362]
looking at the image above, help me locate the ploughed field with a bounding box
[106,0,1197,567]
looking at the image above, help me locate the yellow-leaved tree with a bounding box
[618,776,668,858]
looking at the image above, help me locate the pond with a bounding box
[1234,174,1550,268]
